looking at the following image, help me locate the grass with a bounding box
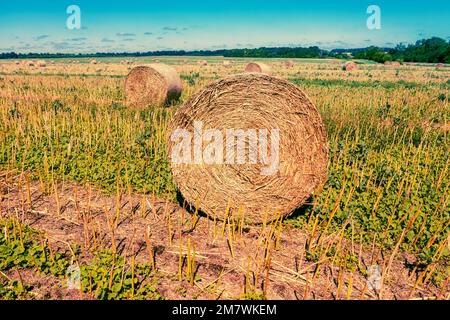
[0,57,448,299]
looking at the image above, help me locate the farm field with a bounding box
[0,57,449,300]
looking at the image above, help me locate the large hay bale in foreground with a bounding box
[125,64,182,108]
[244,62,272,75]
[167,73,328,224]
[343,61,358,71]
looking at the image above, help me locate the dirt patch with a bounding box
[0,170,447,300]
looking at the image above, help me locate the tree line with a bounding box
[351,37,450,63]
[1,37,448,64]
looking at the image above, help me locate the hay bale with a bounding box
[37,60,46,68]
[125,63,182,108]
[343,61,358,71]
[284,60,295,68]
[90,59,98,65]
[27,60,35,67]
[167,73,328,224]
[385,61,401,67]
[197,60,208,66]
[223,60,232,68]
[244,62,272,75]
[15,61,20,65]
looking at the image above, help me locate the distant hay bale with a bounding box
[27,60,35,67]
[244,62,272,75]
[223,60,232,68]
[167,73,328,224]
[197,60,208,66]
[15,61,20,65]
[343,61,358,71]
[37,60,46,68]
[90,59,98,65]
[125,63,182,108]
[385,61,401,67]
[284,60,295,68]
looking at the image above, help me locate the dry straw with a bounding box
[343,61,358,71]
[167,73,328,224]
[125,64,182,108]
[244,62,272,75]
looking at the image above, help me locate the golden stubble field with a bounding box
[0,57,448,300]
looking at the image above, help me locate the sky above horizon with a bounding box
[0,0,449,53]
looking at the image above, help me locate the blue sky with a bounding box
[0,0,449,53]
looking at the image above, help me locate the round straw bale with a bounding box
[197,60,208,66]
[284,60,295,68]
[90,59,98,65]
[223,60,232,68]
[15,61,20,65]
[385,61,401,67]
[343,61,358,71]
[27,60,35,67]
[125,63,182,108]
[244,62,272,75]
[167,73,328,224]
